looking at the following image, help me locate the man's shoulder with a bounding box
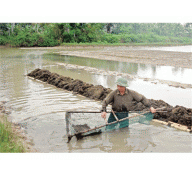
[110,89,118,94]
[127,89,140,95]
[105,89,117,100]
[126,88,134,93]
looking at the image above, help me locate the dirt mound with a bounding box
[27,68,192,129]
[27,69,112,101]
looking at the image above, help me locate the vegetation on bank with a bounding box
[60,41,191,46]
[0,23,192,47]
[0,115,26,152]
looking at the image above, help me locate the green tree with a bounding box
[184,23,192,38]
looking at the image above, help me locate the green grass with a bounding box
[60,42,192,47]
[0,116,26,153]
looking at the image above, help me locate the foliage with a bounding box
[0,23,192,47]
[0,36,7,45]
[101,33,121,43]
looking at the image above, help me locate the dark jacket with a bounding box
[101,88,151,112]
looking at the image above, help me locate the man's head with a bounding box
[115,77,128,93]
[115,77,128,87]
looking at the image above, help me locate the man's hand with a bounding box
[101,112,108,123]
[150,107,156,113]
[101,112,107,119]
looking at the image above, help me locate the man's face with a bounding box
[117,85,126,92]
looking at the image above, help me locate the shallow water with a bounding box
[0,46,192,152]
[46,54,192,84]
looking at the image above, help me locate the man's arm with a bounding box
[101,90,115,119]
[131,90,156,113]
[101,90,115,112]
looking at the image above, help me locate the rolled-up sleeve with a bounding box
[141,95,151,108]
[132,91,151,108]
[101,91,114,112]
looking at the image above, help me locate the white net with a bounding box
[66,111,110,137]
[65,108,154,142]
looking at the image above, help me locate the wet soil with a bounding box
[27,68,192,131]
[55,46,192,69]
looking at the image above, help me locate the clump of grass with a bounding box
[0,116,26,153]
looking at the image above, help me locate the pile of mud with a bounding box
[27,68,192,130]
[27,68,112,101]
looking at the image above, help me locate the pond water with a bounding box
[46,54,192,84]
[0,46,192,153]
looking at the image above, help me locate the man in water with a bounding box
[101,77,156,129]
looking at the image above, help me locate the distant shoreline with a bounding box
[0,42,192,48]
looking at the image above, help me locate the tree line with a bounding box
[0,23,192,47]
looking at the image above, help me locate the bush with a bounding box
[37,34,59,47]
[101,33,121,43]
[5,33,59,47]
[0,36,7,45]
[128,34,141,43]
[117,33,192,44]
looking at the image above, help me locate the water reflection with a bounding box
[151,66,156,78]
[155,66,192,84]
[101,128,133,152]
[66,125,154,153]
[45,54,139,75]
[139,63,147,71]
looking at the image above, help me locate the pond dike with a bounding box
[27,68,192,132]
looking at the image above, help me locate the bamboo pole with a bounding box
[67,107,166,142]
[111,109,119,121]
[66,112,72,143]
[65,110,167,114]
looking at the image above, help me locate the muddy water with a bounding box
[0,47,192,152]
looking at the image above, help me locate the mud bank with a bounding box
[57,46,192,69]
[27,68,192,132]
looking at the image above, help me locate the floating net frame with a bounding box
[65,109,157,142]
[65,111,111,142]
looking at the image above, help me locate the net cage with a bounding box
[65,109,154,141]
